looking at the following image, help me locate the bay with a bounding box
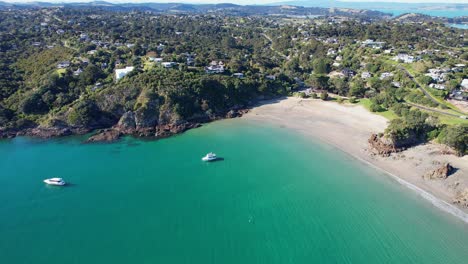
[0,119,467,264]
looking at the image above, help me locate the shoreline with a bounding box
[243,97,468,223]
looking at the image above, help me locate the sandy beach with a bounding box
[244,97,468,221]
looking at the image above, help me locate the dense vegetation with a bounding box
[0,7,466,153]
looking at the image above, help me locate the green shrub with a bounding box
[370,102,382,112]
[320,91,328,101]
[438,125,468,156]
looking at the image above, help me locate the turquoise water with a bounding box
[1,119,468,264]
[449,24,468,30]
[374,9,467,18]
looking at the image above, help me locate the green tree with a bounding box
[313,58,330,75]
[438,125,468,156]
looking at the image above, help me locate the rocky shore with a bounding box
[0,108,248,143]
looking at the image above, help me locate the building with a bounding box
[186,57,195,66]
[341,68,355,78]
[57,61,71,69]
[205,61,225,74]
[361,39,385,49]
[361,71,372,79]
[233,73,244,78]
[425,68,449,83]
[161,62,176,68]
[393,54,418,63]
[380,72,394,80]
[461,79,468,91]
[115,66,135,81]
[450,90,468,101]
[73,68,83,76]
[327,48,337,56]
[429,83,446,90]
[149,57,163,63]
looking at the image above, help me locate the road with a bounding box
[398,65,466,116]
[405,102,464,119]
[397,66,441,105]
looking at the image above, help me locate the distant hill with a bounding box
[0,1,391,18]
[272,1,468,17]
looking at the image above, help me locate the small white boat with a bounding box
[202,152,218,162]
[44,178,66,186]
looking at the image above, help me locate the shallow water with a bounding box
[0,119,467,264]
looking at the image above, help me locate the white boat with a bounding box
[44,178,66,186]
[202,152,218,162]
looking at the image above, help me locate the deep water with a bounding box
[1,119,467,264]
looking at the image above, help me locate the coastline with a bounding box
[243,97,468,223]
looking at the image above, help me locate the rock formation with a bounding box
[368,134,401,156]
[86,129,121,143]
[423,163,454,180]
[453,189,468,208]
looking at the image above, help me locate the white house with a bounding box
[205,61,225,74]
[393,54,418,63]
[361,71,372,79]
[161,62,176,68]
[327,48,336,56]
[429,83,446,90]
[461,79,468,91]
[115,66,135,81]
[149,57,163,63]
[380,72,394,80]
[361,39,385,49]
[57,61,71,69]
[73,68,83,76]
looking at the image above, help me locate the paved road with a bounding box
[398,66,466,116]
[405,102,464,119]
[397,66,442,106]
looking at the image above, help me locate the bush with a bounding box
[391,103,410,117]
[337,97,344,104]
[311,92,318,99]
[294,92,307,98]
[20,93,48,114]
[320,91,328,101]
[348,97,358,104]
[370,102,383,112]
[67,99,100,127]
[438,125,468,156]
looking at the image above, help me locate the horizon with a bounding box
[2,0,468,4]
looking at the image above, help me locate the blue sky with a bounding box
[2,0,467,3]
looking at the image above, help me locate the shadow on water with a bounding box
[44,183,77,189]
[206,157,225,163]
[126,141,140,147]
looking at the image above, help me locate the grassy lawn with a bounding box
[56,68,67,76]
[143,60,154,71]
[406,103,468,125]
[438,115,468,125]
[424,86,467,115]
[356,98,398,120]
